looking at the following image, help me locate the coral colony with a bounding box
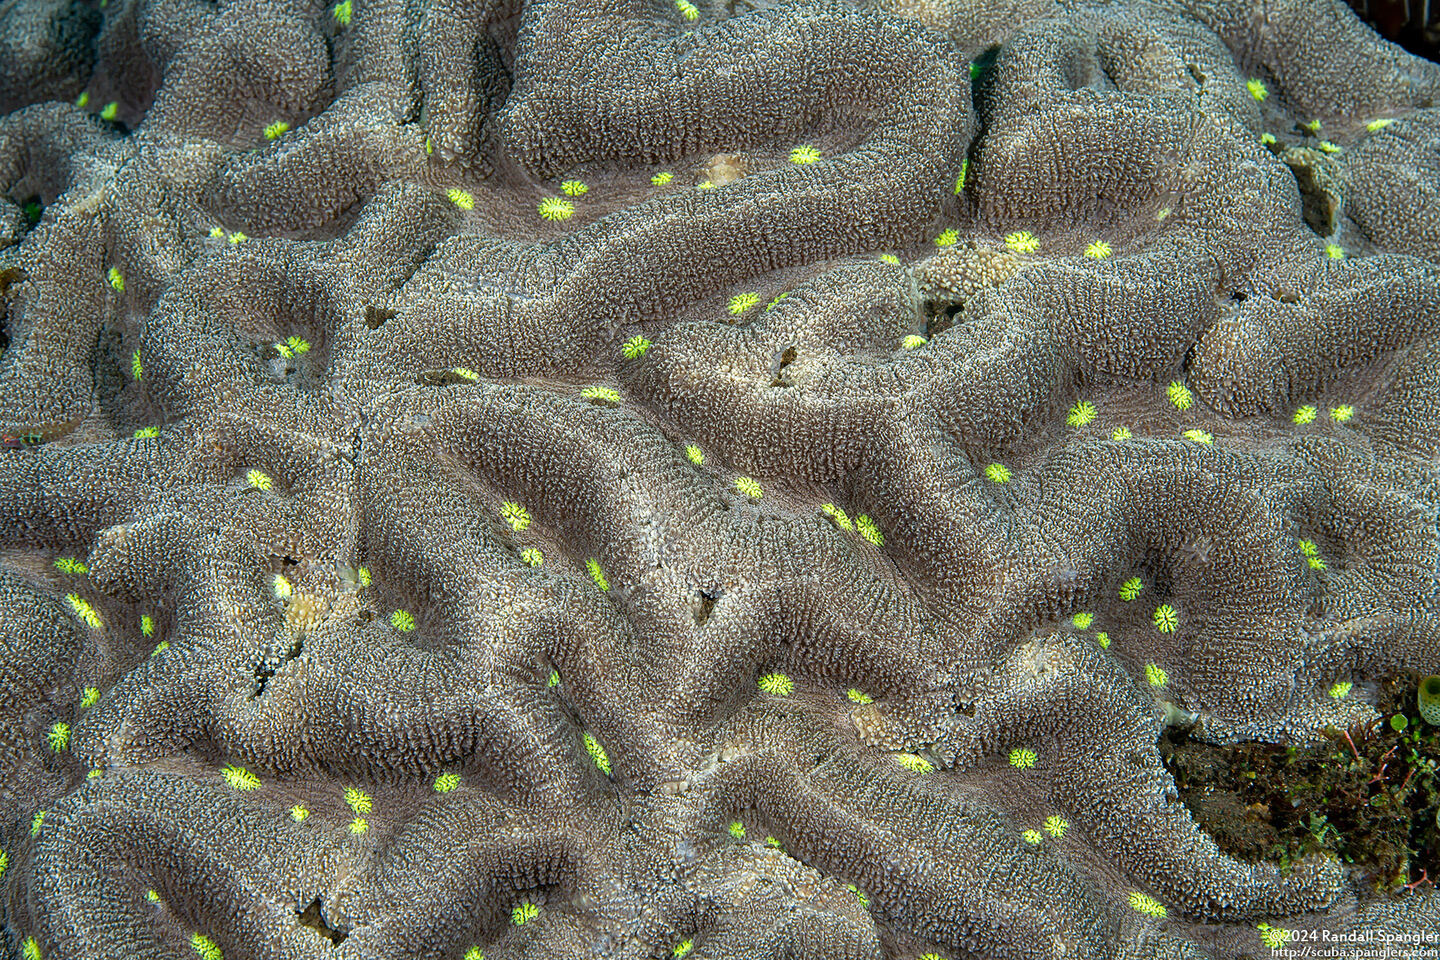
[0,0,1438,956]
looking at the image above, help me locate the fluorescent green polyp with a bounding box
[1420,675,1440,725]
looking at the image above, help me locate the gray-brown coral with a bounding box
[1,0,1438,956]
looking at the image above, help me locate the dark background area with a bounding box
[1348,0,1440,59]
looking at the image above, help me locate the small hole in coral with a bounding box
[695,589,718,625]
[297,897,347,944]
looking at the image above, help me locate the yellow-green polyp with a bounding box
[1420,676,1440,725]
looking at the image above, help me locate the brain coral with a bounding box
[1,0,1438,956]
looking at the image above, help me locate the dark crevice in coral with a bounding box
[924,303,960,340]
[695,588,718,625]
[419,368,479,386]
[363,304,395,329]
[1178,338,1199,380]
[297,897,347,944]
[391,240,438,292]
[769,345,796,387]
[0,263,23,354]
[251,636,303,699]
[969,45,1000,114]
[251,659,274,699]
[1285,157,1339,236]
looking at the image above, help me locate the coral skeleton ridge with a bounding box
[0,0,1438,956]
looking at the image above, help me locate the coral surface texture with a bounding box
[1,0,1438,956]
